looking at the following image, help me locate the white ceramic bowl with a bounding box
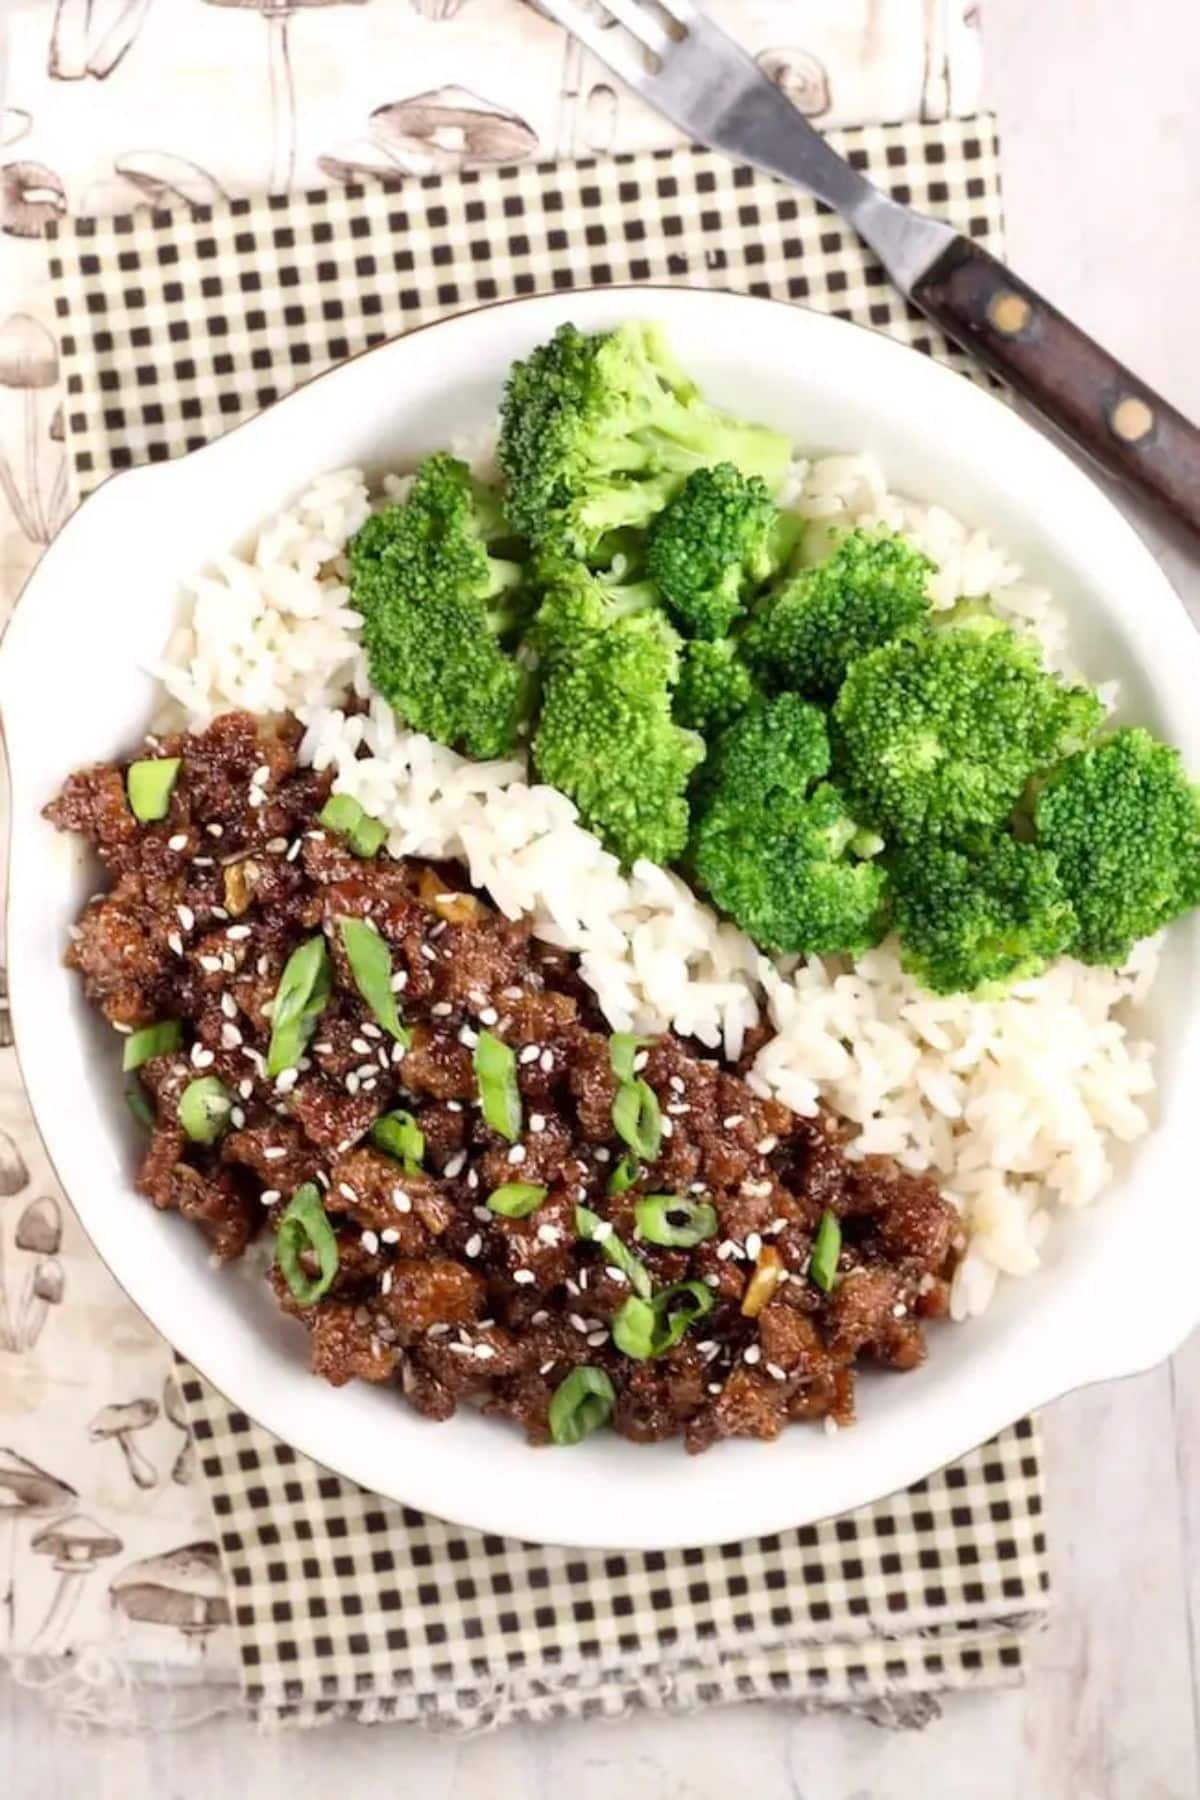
[5,288,1200,1550]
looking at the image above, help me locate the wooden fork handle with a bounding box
[912,236,1200,538]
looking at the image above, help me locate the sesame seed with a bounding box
[379,1228,398,1245]
[446,1101,462,1113]
[381,1270,394,1295]
[447,1341,472,1357]
[212,907,229,921]
[474,1344,496,1361]
[667,1103,690,1116]
[569,1313,589,1334]
[590,1220,613,1243]
[660,1115,674,1139]
[531,1310,550,1327]
[507,1144,527,1165]
[444,1152,466,1178]
[238,1079,253,1100]
[594,1147,610,1164]
[362,1022,382,1039]
[191,1044,215,1070]
[247,790,266,809]
[351,1037,370,1055]
[704,1273,721,1288]
[723,1114,743,1130]
[226,924,252,941]
[353,1062,377,1082]
[586,1330,608,1348]
[769,1217,788,1235]
[420,944,437,963]
[669,1075,685,1094]
[260,1189,280,1207]
[286,839,302,862]
[229,1106,245,1129]
[192,856,213,868]
[429,921,447,940]
[766,1363,787,1382]
[519,1044,540,1064]
[220,992,237,1019]
[458,1025,478,1048]
[275,1068,298,1094]
[633,1051,649,1072]
[757,1135,778,1155]
[390,970,408,992]
[199,955,222,974]
[206,823,223,838]
[463,1232,483,1259]
[743,1179,773,1198]
[478,1006,498,1026]
[168,833,188,851]
[392,1189,411,1212]
[539,1359,556,1375]
[167,931,183,957]
[606,1268,628,1287]
[266,837,287,854]
[577,1270,588,1291]
[263,1146,287,1162]
[743,1345,761,1366]
[431,1001,452,1017]
[539,1049,554,1073]
[537,1224,561,1247]
[696,1340,716,1354]
[707,1381,723,1395]
[513,1269,536,1287]
[892,1302,907,1318]
[361,1230,380,1254]
[465,1169,479,1192]
[221,954,236,974]
[346,1072,360,1095]
[391,1042,406,1065]
[473,1206,491,1223]
[220,1023,242,1049]
[377,1046,390,1068]
[745,1232,763,1261]
[252,764,271,787]
[715,1241,736,1262]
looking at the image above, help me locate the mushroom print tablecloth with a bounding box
[0,0,982,1729]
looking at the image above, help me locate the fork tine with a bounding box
[591,0,673,56]
[537,0,653,89]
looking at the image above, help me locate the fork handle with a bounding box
[912,236,1200,538]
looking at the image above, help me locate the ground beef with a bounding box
[49,711,960,1452]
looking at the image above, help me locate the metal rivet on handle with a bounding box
[987,291,1032,336]
[1110,396,1155,444]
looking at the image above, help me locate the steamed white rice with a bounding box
[156,452,1159,1322]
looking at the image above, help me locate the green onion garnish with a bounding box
[474,1030,521,1142]
[548,1366,615,1446]
[487,1182,547,1218]
[178,1076,232,1145]
[266,935,332,1077]
[125,1084,155,1129]
[276,1182,340,1305]
[339,917,408,1044]
[607,1153,640,1195]
[810,1209,842,1293]
[611,1279,714,1361]
[370,1109,425,1172]
[575,1204,652,1300]
[318,792,387,858]
[611,1078,661,1161]
[634,1195,718,1248]
[609,1032,653,1084]
[122,1019,181,1072]
[126,757,181,823]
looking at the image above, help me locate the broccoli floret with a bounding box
[743,528,933,699]
[499,322,792,562]
[689,694,888,956]
[833,622,1104,846]
[644,463,799,640]
[1034,727,1200,964]
[674,640,758,734]
[891,836,1077,995]
[528,556,659,669]
[348,454,530,760]
[532,584,704,868]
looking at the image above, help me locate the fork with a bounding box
[535,0,1200,538]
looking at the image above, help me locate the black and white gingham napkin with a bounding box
[45,116,1048,1730]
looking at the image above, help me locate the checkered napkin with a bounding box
[46,115,1049,1730]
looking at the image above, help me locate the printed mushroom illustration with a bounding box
[203,0,370,193]
[1,111,33,149]
[0,1127,26,1198]
[113,151,231,214]
[0,161,67,239]
[49,0,156,80]
[110,1542,231,1651]
[13,1197,64,1349]
[409,0,468,15]
[162,1374,196,1485]
[756,48,832,119]
[89,1398,159,1491]
[30,1513,122,1651]
[0,314,60,545]
[368,87,539,177]
[0,1450,75,1645]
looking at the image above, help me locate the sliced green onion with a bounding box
[487,1181,547,1219]
[266,934,332,1077]
[576,1204,652,1300]
[548,1366,615,1446]
[612,1078,661,1161]
[612,1280,715,1361]
[474,1029,521,1143]
[127,757,181,823]
[125,1084,155,1129]
[370,1109,425,1172]
[609,1032,653,1084]
[339,917,408,1044]
[634,1195,718,1248]
[607,1153,640,1196]
[178,1076,232,1145]
[810,1209,842,1293]
[276,1182,339,1305]
[319,792,387,858]
[122,1019,181,1072]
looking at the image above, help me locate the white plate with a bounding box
[4,288,1200,1549]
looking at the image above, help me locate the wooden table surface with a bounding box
[5,1,1199,1793]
